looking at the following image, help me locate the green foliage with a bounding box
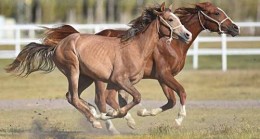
[0,0,16,17]
[0,0,259,23]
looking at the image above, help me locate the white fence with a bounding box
[0,22,260,71]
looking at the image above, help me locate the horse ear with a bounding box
[196,3,207,10]
[153,10,163,16]
[168,4,173,11]
[196,2,211,11]
[160,2,166,11]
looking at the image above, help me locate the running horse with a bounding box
[6,2,192,129]
[95,2,240,126]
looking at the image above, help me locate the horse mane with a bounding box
[120,4,167,42]
[174,6,199,24]
[42,25,79,47]
[174,2,215,24]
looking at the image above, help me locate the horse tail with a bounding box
[42,24,79,47]
[5,42,56,77]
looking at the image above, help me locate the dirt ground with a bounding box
[0,99,259,110]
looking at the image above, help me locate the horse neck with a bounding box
[180,14,204,53]
[135,20,159,59]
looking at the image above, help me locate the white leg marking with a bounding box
[150,108,163,116]
[124,113,136,129]
[92,120,102,129]
[89,106,101,119]
[137,108,150,116]
[105,120,120,135]
[100,113,113,120]
[175,105,186,126]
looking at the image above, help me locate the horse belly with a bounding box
[78,45,114,81]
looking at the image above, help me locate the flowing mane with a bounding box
[120,4,170,42]
[174,6,199,24]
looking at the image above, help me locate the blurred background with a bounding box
[0,1,260,138]
[0,0,260,24]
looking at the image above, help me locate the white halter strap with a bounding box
[198,7,235,33]
[158,16,183,43]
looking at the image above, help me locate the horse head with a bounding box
[196,2,240,37]
[154,2,192,44]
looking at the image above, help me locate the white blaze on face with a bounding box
[169,13,192,42]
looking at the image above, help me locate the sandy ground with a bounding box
[0,99,259,110]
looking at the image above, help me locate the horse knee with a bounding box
[133,93,141,104]
[66,92,72,104]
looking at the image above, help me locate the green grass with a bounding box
[1,59,260,100]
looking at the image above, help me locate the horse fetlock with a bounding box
[92,120,102,129]
[106,109,119,117]
[178,111,186,117]
[137,108,149,117]
[100,113,113,120]
[150,108,163,116]
[89,106,98,115]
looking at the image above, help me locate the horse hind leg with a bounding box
[76,75,101,119]
[77,77,120,134]
[64,59,101,129]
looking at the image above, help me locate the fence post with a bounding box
[193,38,199,69]
[15,27,21,57]
[94,26,100,33]
[221,34,227,71]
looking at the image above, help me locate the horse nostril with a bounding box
[233,25,239,30]
[185,33,190,37]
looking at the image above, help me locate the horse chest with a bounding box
[169,53,185,75]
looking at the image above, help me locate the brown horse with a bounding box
[93,2,240,128]
[97,2,240,124]
[6,2,192,129]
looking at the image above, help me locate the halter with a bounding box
[158,15,183,44]
[198,8,235,34]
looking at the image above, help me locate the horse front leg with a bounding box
[160,73,187,126]
[137,82,177,117]
[106,78,141,118]
[105,89,136,129]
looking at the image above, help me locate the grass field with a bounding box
[1,58,260,100]
[0,56,260,139]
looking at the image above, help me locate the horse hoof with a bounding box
[175,118,182,126]
[137,108,148,117]
[150,108,163,116]
[93,121,102,129]
[108,128,121,135]
[127,120,136,129]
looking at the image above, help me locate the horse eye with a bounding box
[168,19,173,22]
[215,12,220,16]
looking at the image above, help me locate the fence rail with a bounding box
[0,22,260,71]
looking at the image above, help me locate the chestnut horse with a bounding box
[6,3,192,129]
[95,2,240,126]
[35,2,240,133]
